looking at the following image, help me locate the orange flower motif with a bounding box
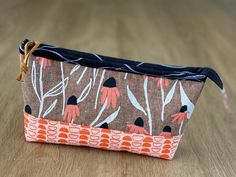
[171,105,188,125]
[156,78,169,88]
[36,56,51,69]
[100,77,120,109]
[159,126,172,138]
[63,95,80,123]
[127,117,149,135]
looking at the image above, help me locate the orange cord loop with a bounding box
[16,41,40,81]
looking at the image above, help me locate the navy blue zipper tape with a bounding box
[19,39,223,90]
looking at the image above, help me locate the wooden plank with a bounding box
[0,0,235,176]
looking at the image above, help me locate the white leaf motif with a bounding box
[70,65,80,75]
[76,67,87,85]
[179,82,195,118]
[43,99,57,117]
[38,59,45,118]
[90,98,108,126]
[60,62,66,115]
[144,77,152,135]
[93,68,99,86]
[95,106,121,127]
[164,81,178,105]
[127,85,147,115]
[94,70,106,109]
[124,73,128,79]
[44,77,69,97]
[161,80,178,121]
[31,61,41,101]
[77,79,92,103]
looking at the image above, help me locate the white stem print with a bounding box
[70,65,80,75]
[93,68,100,86]
[95,106,121,127]
[38,59,44,117]
[179,82,195,118]
[178,82,195,135]
[74,67,98,104]
[127,85,147,116]
[31,60,69,118]
[126,77,152,135]
[77,78,93,103]
[160,80,165,121]
[90,98,108,126]
[160,80,178,121]
[31,61,41,102]
[60,62,66,115]
[76,67,88,85]
[144,77,152,135]
[124,73,128,79]
[94,70,106,109]
[43,99,58,117]
[179,121,184,135]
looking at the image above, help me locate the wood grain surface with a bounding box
[0,0,235,176]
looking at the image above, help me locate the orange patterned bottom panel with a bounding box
[24,112,182,160]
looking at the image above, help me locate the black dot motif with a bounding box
[134,117,144,127]
[24,105,32,114]
[67,95,77,105]
[163,126,171,133]
[103,77,116,88]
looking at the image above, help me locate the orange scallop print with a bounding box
[24,112,182,160]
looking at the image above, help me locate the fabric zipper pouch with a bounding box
[17,39,224,160]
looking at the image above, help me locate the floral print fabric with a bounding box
[21,56,204,137]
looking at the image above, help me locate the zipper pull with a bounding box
[17,41,40,81]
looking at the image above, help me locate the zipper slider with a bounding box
[17,41,40,81]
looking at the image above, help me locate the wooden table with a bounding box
[0,0,235,176]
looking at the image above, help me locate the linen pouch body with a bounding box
[18,39,224,160]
